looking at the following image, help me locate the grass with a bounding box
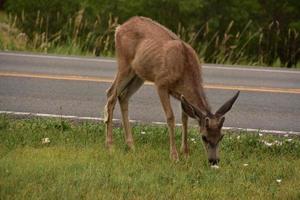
[0,115,300,199]
[0,10,117,57]
[0,10,299,68]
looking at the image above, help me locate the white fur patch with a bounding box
[103,104,109,123]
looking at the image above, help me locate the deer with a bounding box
[104,16,240,165]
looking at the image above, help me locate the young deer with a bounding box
[104,16,240,165]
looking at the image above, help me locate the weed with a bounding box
[1,9,299,67]
[0,116,300,199]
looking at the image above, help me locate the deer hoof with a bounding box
[180,146,189,158]
[170,150,179,162]
[126,141,135,151]
[105,141,114,152]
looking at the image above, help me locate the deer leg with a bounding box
[156,87,179,161]
[104,68,135,150]
[180,111,189,157]
[104,77,119,150]
[118,76,144,150]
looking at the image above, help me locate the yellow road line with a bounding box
[0,71,299,94]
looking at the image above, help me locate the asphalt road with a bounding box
[0,52,300,133]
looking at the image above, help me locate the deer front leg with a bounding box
[180,111,189,158]
[118,76,144,150]
[157,87,179,161]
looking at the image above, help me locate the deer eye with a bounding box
[202,135,221,148]
[202,135,208,143]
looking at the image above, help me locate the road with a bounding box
[0,52,300,134]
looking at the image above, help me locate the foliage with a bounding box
[5,0,80,37]
[0,116,300,199]
[3,0,300,67]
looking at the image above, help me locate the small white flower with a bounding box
[211,165,219,169]
[237,136,240,139]
[262,140,273,146]
[274,140,283,146]
[276,179,282,183]
[284,134,289,137]
[141,131,146,135]
[190,138,196,143]
[42,137,50,144]
[286,138,293,142]
[259,133,263,137]
[261,140,283,147]
[243,163,249,167]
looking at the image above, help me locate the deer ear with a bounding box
[181,95,207,119]
[215,91,240,116]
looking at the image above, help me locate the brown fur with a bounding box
[104,16,239,163]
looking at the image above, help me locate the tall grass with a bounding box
[1,9,300,67]
[1,10,118,56]
[0,116,300,199]
[178,20,300,67]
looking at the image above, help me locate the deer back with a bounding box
[115,17,178,61]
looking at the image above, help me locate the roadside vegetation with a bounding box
[0,0,300,68]
[0,115,300,199]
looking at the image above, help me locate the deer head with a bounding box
[181,91,240,165]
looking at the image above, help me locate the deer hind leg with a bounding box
[118,75,144,150]
[104,77,119,150]
[104,68,135,150]
[156,87,179,161]
[180,111,189,158]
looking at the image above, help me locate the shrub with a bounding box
[5,0,81,38]
[3,0,300,67]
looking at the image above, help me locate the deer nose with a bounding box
[209,159,220,165]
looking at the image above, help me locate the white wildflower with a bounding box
[286,138,293,142]
[190,138,196,143]
[262,140,273,146]
[284,134,289,137]
[141,131,146,135]
[237,136,240,140]
[42,137,50,144]
[259,133,263,137]
[243,163,249,167]
[276,179,282,183]
[261,140,282,147]
[274,140,283,146]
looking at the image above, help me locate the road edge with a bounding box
[1,110,299,136]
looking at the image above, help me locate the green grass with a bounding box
[0,115,300,199]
